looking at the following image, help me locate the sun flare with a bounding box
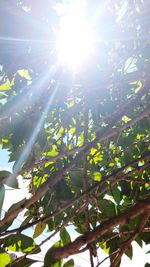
[57,2,94,69]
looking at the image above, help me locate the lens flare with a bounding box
[57,1,94,69]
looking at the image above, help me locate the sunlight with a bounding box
[13,80,58,174]
[57,1,94,70]
[4,67,59,187]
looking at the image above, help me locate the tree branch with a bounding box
[125,177,150,185]
[111,212,150,267]
[52,197,150,260]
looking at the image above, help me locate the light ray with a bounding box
[13,83,58,172]
[4,69,60,185]
[0,36,55,44]
[1,65,58,120]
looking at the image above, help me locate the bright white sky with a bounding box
[0,148,150,267]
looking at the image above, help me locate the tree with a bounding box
[0,1,150,266]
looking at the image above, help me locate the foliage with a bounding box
[0,0,150,267]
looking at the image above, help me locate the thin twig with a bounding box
[96,250,119,267]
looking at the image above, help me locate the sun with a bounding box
[57,1,94,70]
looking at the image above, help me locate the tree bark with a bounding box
[52,197,150,260]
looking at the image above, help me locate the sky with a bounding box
[0,148,150,266]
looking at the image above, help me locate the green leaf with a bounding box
[46,145,58,157]
[125,245,133,259]
[18,69,31,80]
[135,236,143,248]
[20,215,32,227]
[69,170,83,189]
[90,148,98,156]
[33,222,46,239]
[108,186,121,205]
[7,198,26,214]
[93,171,102,182]
[55,180,74,201]
[47,219,54,232]
[68,127,76,135]
[0,198,26,232]
[60,228,71,246]
[122,115,131,123]
[0,248,11,267]
[44,240,63,267]
[75,224,87,235]
[0,170,18,188]
[107,236,120,265]
[0,170,11,179]
[0,80,12,91]
[3,234,40,253]
[98,199,116,218]
[63,259,74,267]
[120,181,131,196]
[101,242,110,255]
[140,232,150,244]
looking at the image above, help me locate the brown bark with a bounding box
[111,212,150,267]
[52,197,150,260]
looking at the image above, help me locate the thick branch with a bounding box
[111,212,150,267]
[52,197,150,260]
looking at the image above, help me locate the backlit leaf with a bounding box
[93,171,102,182]
[3,234,40,253]
[60,228,71,246]
[0,248,11,267]
[33,222,46,239]
[44,240,63,267]
[63,259,74,267]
